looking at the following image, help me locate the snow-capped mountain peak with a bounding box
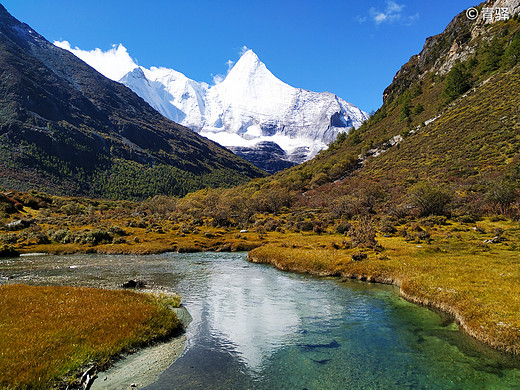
[118,50,369,173]
[224,50,276,84]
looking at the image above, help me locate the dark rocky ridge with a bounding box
[229,142,297,174]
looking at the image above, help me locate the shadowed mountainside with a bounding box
[0,5,265,200]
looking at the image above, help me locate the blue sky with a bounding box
[2,0,478,113]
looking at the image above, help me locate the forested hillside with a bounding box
[0,5,265,200]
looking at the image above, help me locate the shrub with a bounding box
[26,232,50,245]
[310,172,330,188]
[50,229,70,244]
[408,182,452,217]
[0,203,16,217]
[502,32,520,68]
[335,222,352,235]
[388,203,411,219]
[22,197,41,210]
[0,244,18,257]
[486,180,518,212]
[264,219,280,232]
[108,226,128,236]
[351,252,368,261]
[379,216,397,234]
[84,230,113,245]
[420,215,448,226]
[60,202,84,216]
[479,38,505,74]
[313,224,324,234]
[415,229,431,243]
[348,217,378,248]
[0,234,18,245]
[139,195,178,217]
[297,221,314,232]
[411,103,425,116]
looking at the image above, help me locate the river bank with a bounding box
[0,285,184,389]
[247,233,520,355]
[91,307,191,390]
[4,215,520,359]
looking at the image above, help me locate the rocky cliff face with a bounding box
[383,0,520,104]
[229,142,297,174]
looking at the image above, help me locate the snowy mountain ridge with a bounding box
[119,50,369,172]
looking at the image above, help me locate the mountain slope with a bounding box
[261,0,520,206]
[0,5,265,199]
[119,50,369,173]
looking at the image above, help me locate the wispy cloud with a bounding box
[212,73,225,84]
[212,45,251,85]
[357,1,419,25]
[54,41,138,81]
[239,45,250,56]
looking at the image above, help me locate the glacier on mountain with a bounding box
[119,50,369,172]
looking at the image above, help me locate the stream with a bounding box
[1,252,519,389]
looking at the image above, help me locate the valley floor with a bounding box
[6,214,520,357]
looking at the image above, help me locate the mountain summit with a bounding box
[224,50,271,80]
[118,49,369,173]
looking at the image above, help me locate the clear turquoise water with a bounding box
[1,252,519,389]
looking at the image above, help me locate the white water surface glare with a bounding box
[1,252,520,389]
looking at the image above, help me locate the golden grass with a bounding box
[21,226,265,256]
[0,284,181,389]
[5,205,520,357]
[248,221,520,354]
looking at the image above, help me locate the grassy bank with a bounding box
[247,220,520,355]
[0,284,182,389]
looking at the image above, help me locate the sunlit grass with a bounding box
[0,285,181,389]
[249,220,520,354]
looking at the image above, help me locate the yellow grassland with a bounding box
[0,284,181,389]
[248,220,520,355]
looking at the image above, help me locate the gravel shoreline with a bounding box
[91,307,191,390]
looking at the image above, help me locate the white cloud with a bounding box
[357,1,418,25]
[53,41,138,81]
[386,1,404,13]
[226,59,234,72]
[211,46,249,85]
[212,73,225,84]
[239,45,250,56]
[373,12,387,23]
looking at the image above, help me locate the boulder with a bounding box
[5,219,33,230]
[122,279,146,288]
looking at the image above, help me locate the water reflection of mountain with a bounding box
[203,264,340,371]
